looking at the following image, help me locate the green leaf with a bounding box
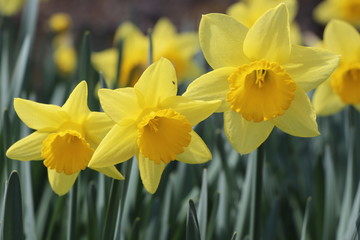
[186,199,201,240]
[301,197,312,240]
[322,146,337,240]
[77,31,92,84]
[234,152,256,239]
[250,146,265,240]
[197,168,208,240]
[67,180,78,240]
[1,171,24,240]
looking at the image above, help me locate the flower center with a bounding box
[331,62,360,104]
[42,130,94,175]
[137,108,192,164]
[226,60,297,122]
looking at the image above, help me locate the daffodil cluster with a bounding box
[92,18,201,87]
[7,3,343,195]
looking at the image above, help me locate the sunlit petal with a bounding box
[62,81,91,122]
[183,67,235,112]
[134,58,177,107]
[176,131,212,164]
[47,169,79,196]
[243,3,291,63]
[161,96,220,125]
[88,121,137,168]
[224,110,274,154]
[199,13,249,69]
[324,19,360,61]
[14,98,66,131]
[92,166,125,180]
[84,112,115,147]
[6,131,48,161]
[137,153,166,194]
[284,45,339,91]
[98,88,141,123]
[271,88,319,137]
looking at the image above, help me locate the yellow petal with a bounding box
[313,1,336,25]
[88,122,137,168]
[92,48,117,86]
[92,166,125,180]
[152,18,176,38]
[284,45,340,91]
[324,19,360,62]
[83,112,115,147]
[47,169,79,196]
[243,3,291,63]
[176,33,199,58]
[271,88,319,137]
[183,67,236,112]
[161,96,220,125]
[62,81,91,122]
[98,88,141,123]
[176,131,212,164]
[227,2,252,27]
[14,98,66,131]
[199,13,249,69]
[137,153,166,194]
[6,131,48,161]
[312,80,345,116]
[224,110,274,154]
[114,21,144,44]
[134,58,177,107]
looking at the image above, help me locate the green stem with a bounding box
[67,180,78,240]
[250,144,264,240]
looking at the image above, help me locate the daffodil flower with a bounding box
[92,18,201,87]
[6,81,124,195]
[314,0,360,26]
[88,58,220,194]
[183,4,339,154]
[313,20,360,115]
[0,0,24,16]
[226,0,301,43]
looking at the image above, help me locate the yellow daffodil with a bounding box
[312,20,360,115]
[6,81,124,195]
[53,45,77,75]
[226,0,301,43]
[48,13,72,34]
[88,58,220,194]
[183,4,339,154]
[0,0,24,16]
[314,0,360,26]
[48,12,77,75]
[92,18,201,87]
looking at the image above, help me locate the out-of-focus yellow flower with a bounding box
[92,18,201,87]
[184,4,339,154]
[48,12,72,33]
[88,58,220,194]
[6,81,124,195]
[313,20,360,115]
[53,45,77,75]
[0,0,24,16]
[227,0,301,43]
[314,0,360,26]
[48,12,77,75]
